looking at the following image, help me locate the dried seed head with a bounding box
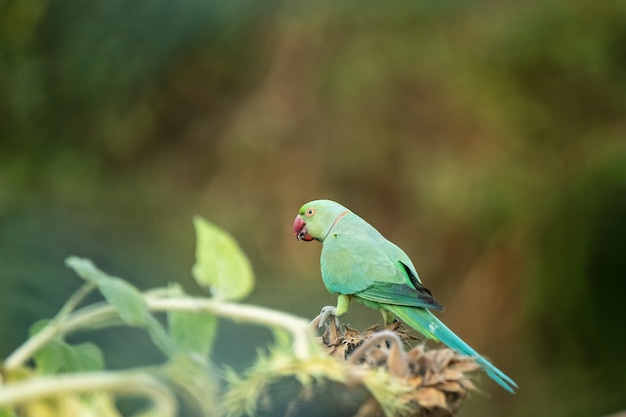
[314,318,480,417]
[236,313,482,417]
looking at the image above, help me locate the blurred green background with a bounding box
[1,0,625,416]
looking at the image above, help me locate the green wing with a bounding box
[321,219,442,311]
[359,280,443,311]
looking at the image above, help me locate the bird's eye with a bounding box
[305,208,316,217]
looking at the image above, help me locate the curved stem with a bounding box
[4,297,315,370]
[4,322,58,370]
[0,370,176,417]
[4,283,98,370]
[57,282,96,321]
[3,302,117,370]
[145,297,315,358]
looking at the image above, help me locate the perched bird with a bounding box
[293,199,517,393]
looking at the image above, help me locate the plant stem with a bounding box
[0,370,176,417]
[3,302,116,370]
[3,320,60,370]
[56,282,96,321]
[4,283,98,370]
[4,296,315,370]
[147,297,316,359]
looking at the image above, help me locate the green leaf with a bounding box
[65,257,147,324]
[28,319,50,337]
[32,340,64,374]
[164,354,219,417]
[62,342,105,372]
[33,340,104,374]
[191,216,254,301]
[168,311,217,356]
[167,284,218,356]
[96,278,148,325]
[30,319,105,374]
[143,314,177,356]
[65,256,175,355]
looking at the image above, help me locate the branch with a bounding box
[146,297,315,358]
[4,296,315,370]
[0,370,176,417]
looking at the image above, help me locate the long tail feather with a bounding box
[385,305,518,393]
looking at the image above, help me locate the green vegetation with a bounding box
[0,219,312,416]
[1,1,625,416]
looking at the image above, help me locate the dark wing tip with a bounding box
[400,261,445,311]
[427,297,445,312]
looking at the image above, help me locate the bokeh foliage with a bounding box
[1,0,625,416]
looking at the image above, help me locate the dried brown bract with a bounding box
[313,314,480,417]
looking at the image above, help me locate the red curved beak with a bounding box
[293,215,313,241]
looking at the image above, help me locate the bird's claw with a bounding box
[319,306,338,327]
[319,305,343,329]
[308,305,345,345]
[309,305,343,332]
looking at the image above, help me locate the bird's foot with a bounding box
[319,305,340,328]
[310,306,345,345]
[309,305,343,333]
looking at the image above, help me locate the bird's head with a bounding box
[293,199,350,242]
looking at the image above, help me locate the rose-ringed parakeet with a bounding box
[293,199,517,393]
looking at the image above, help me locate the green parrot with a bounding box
[293,199,517,393]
